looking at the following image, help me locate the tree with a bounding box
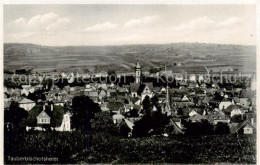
[107,70,117,77]
[152,111,169,134]
[132,115,154,137]
[27,92,38,102]
[71,96,101,132]
[120,123,131,137]
[214,122,230,134]
[5,101,29,132]
[128,109,139,117]
[183,119,213,135]
[42,78,53,91]
[142,96,151,116]
[55,78,68,89]
[151,95,159,108]
[124,99,129,104]
[231,114,244,123]
[91,111,118,135]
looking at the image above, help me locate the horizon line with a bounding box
[4,42,256,47]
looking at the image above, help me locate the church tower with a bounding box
[251,73,256,91]
[135,61,141,83]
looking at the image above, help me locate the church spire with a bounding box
[165,83,171,116]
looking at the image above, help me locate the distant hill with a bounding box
[4,43,61,56]
[4,43,256,73]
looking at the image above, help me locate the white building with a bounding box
[18,98,36,111]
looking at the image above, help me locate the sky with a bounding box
[4,5,256,46]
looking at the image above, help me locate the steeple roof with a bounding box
[136,61,141,69]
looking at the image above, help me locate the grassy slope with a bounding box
[4,131,256,164]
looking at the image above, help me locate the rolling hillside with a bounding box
[4,43,256,73]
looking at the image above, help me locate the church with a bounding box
[129,62,174,116]
[130,61,154,101]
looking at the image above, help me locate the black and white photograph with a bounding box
[2,1,258,164]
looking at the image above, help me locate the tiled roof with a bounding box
[229,120,255,134]
[18,98,35,104]
[26,104,64,127]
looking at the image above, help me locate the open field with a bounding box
[4,43,256,73]
[4,131,256,164]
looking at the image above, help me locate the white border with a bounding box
[2,0,257,4]
[0,1,259,165]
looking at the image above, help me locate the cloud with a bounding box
[169,16,242,34]
[216,17,241,28]
[27,12,60,28]
[85,22,118,32]
[9,12,71,32]
[123,15,159,28]
[46,18,71,31]
[171,17,215,33]
[13,17,27,25]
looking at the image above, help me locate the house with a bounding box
[36,110,51,124]
[107,89,116,95]
[95,71,108,78]
[179,81,188,89]
[99,90,107,99]
[88,90,99,97]
[117,87,128,94]
[175,74,183,81]
[122,118,135,137]
[168,118,184,135]
[207,111,229,125]
[189,109,198,117]
[18,98,36,111]
[181,95,190,102]
[240,89,252,98]
[201,96,210,105]
[22,84,31,89]
[219,98,233,110]
[129,83,153,101]
[90,96,99,103]
[239,98,250,108]
[130,83,140,97]
[29,87,36,94]
[60,90,68,96]
[26,103,71,131]
[98,83,108,90]
[232,97,240,105]
[173,97,194,109]
[112,112,125,124]
[52,99,65,107]
[212,83,220,89]
[200,83,207,88]
[187,83,199,89]
[160,87,166,93]
[21,88,29,96]
[172,117,183,129]
[141,83,153,101]
[124,104,133,113]
[100,102,110,111]
[223,105,244,118]
[188,114,207,123]
[4,98,12,110]
[189,74,196,82]
[198,75,204,83]
[229,120,255,134]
